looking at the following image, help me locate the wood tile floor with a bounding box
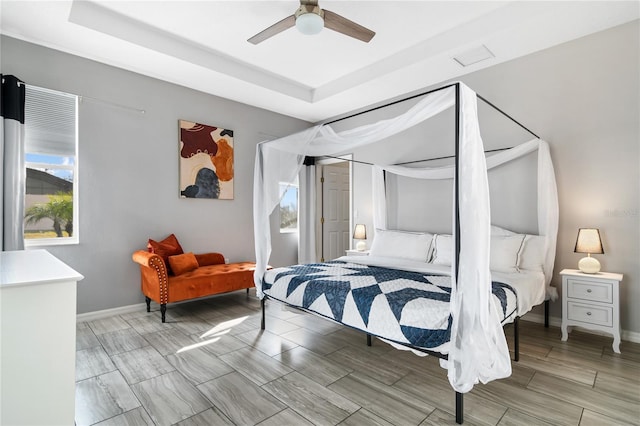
[75,291,640,425]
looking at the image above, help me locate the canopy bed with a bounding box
[253,82,558,424]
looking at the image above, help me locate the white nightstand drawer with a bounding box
[567,301,613,327]
[567,279,612,304]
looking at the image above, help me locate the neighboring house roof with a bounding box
[26,167,72,195]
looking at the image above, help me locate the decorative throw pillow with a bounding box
[147,233,184,274]
[195,252,225,266]
[369,229,434,262]
[168,252,199,276]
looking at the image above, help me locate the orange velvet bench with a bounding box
[132,250,257,322]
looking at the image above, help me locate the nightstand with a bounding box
[560,269,623,353]
[345,249,370,256]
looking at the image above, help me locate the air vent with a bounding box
[453,45,495,67]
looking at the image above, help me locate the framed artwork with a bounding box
[179,120,234,199]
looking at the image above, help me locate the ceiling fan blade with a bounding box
[323,9,375,43]
[248,14,296,45]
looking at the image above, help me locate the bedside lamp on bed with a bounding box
[574,228,604,273]
[353,224,367,251]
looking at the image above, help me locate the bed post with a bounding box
[261,298,266,330]
[544,300,549,328]
[456,392,463,424]
[514,316,520,362]
[453,82,463,425]
[453,84,461,285]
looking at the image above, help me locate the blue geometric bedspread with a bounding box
[262,261,517,352]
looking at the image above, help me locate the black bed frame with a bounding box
[260,82,547,424]
[260,295,549,424]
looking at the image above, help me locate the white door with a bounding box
[322,163,350,260]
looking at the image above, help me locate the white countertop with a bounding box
[0,249,84,288]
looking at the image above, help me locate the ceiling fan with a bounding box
[248,0,375,45]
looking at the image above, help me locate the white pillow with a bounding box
[490,235,526,273]
[431,234,452,266]
[491,225,516,237]
[369,229,434,262]
[431,234,525,274]
[519,235,546,272]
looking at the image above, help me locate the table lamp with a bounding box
[353,224,367,251]
[574,228,604,273]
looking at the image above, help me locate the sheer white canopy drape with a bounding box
[254,85,456,294]
[297,165,316,264]
[372,138,559,288]
[253,82,557,393]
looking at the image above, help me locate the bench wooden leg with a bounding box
[161,304,166,323]
[145,297,151,312]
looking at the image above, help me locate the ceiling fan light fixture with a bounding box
[296,12,324,35]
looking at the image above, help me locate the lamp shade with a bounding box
[574,228,604,254]
[353,224,367,251]
[353,224,367,240]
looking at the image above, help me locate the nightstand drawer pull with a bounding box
[567,279,612,303]
[567,302,612,327]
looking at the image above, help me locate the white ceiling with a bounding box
[1,1,638,122]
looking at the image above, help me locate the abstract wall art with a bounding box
[179,120,234,199]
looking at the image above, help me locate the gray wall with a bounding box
[332,21,640,335]
[1,36,309,313]
[2,19,638,336]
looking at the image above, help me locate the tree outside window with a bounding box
[280,182,298,233]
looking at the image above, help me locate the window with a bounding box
[24,85,78,245]
[279,182,298,233]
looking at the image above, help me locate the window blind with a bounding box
[24,85,77,157]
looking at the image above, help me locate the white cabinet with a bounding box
[560,269,622,353]
[1,250,83,425]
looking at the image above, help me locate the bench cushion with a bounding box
[167,262,256,303]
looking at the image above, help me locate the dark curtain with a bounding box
[1,74,26,251]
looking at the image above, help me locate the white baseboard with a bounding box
[76,292,251,323]
[623,329,640,344]
[522,312,640,344]
[521,312,562,327]
[77,303,146,323]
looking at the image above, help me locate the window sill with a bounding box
[24,237,79,248]
[280,229,298,234]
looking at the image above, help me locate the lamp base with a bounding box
[578,256,601,274]
[356,241,367,251]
